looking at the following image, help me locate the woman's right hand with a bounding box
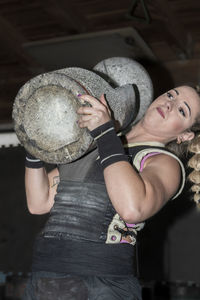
[77,94,111,131]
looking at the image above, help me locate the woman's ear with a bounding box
[178,130,195,143]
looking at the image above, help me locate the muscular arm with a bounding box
[25,167,59,214]
[77,94,182,224]
[103,154,181,223]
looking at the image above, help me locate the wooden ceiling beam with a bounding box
[42,0,89,34]
[163,58,200,86]
[152,0,194,59]
[0,15,44,74]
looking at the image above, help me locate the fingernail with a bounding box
[77,94,82,97]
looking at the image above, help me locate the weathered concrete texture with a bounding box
[93,57,153,122]
[13,67,138,164]
[55,67,138,130]
[13,58,153,164]
[12,72,92,164]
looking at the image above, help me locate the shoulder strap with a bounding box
[132,147,185,200]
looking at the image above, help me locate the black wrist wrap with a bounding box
[25,152,44,169]
[90,121,129,170]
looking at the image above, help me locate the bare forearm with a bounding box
[25,167,51,214]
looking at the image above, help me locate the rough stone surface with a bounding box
[93,57,153,122]
[55,67,138,130]
[13,58,153,164]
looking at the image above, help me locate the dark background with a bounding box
[0,1,200,298]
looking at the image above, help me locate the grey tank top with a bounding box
[41,148,116,243]
[41,143,185,244]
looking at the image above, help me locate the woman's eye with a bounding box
[167,92,174,100]
[179,107,186,117]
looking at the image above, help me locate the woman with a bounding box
[24,85,200,299]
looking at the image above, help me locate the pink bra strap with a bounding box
[139,152,161,172]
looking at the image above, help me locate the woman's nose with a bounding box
[166,100,173,111]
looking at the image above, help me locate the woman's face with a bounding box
[142,86,200,142]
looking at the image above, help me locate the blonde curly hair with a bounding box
[188,133,200,207]
[166,85,200,207]
[186,86,200,207]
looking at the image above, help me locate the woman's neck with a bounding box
[125,122,169,145]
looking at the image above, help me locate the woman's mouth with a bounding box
[156,107,165,118]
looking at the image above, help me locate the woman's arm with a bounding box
[103,154,181,223]
[77,94,181,223]
[25,167,59,214]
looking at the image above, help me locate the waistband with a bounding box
[32,237,137,277]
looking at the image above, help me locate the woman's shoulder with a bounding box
[127,144,182,169]
[143,152,181,171]
[129,144,185,200]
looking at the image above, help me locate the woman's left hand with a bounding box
[77,94,111,131]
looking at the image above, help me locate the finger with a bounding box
[79,114,93,122]
[78,120,87,128]
[79,95,101,108]
[77,106,96,115]
[78,119,96,128]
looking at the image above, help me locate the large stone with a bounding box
[12,58,153,164]
[93,57,153,122]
